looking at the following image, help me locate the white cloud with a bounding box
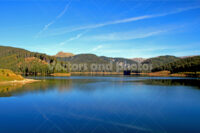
[84,29,170,41]
[90,42,200,58]
[67,33,83,42]
[91,45,103,52]
[58,30,89,46]
[43,6,200,37]
[59,33,84,46]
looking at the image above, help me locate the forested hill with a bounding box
[56,54,138,72]
[1,46,138,74]
[0,46,55,62]
[57,54,108,64]
[152,56,200,73]
[100,56,137,64]
[1,46,199,75]
[142,55,180,69]
[57,54,137,64]
[0,46,58,75]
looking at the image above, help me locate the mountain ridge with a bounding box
[0,45,200,74]
[54,51,75,58]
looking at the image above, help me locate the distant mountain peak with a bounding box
[55,51,75,57]
[131,58,146,63]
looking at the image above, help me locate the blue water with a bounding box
[0,76,200,133]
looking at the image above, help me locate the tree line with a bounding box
[0,46,69,75]
[152,56,200,73]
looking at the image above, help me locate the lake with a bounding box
[0,76,200,133]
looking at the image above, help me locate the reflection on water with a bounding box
[0,79,73,97]
[0,77,106,97]
[0,84,24,97]
[1,77,199,97]
[134,79,200,89]
[0,76,200,133]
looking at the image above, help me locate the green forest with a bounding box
[152,56,200,73]
[0,46,200,75]
[0,46,69,75]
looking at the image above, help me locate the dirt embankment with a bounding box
[0,69,40,85]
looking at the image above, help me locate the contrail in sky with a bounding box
[45,6,200,37]
[36,1,71,38]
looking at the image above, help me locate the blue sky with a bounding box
[0,0,200,58]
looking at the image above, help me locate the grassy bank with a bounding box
[0,69,24,82]
[0,69,40,85]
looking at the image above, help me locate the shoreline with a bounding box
[131,71,200,77]
[70,71,200,77]
[71,72,124,75]
[50,73,71,77]
[0,79,40,85]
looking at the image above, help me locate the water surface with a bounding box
[0,76,200,133]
